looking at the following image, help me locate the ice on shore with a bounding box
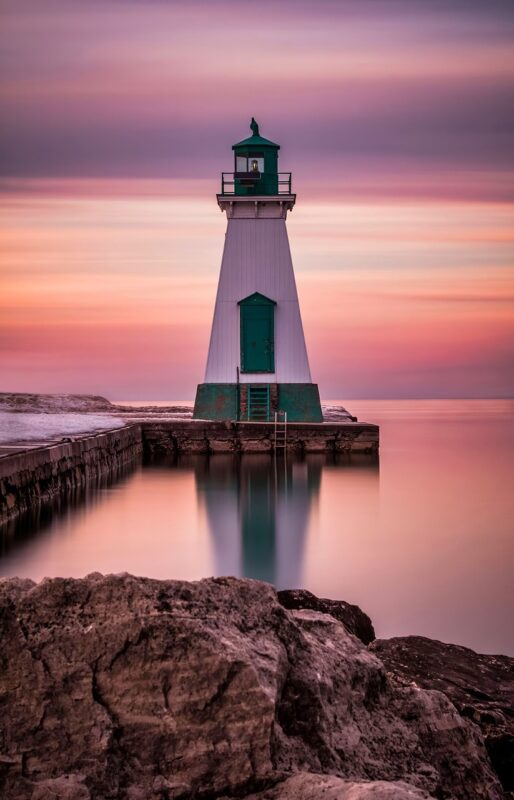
[0,412,125,445]
[0,393,193,418]
[0,393,355,445]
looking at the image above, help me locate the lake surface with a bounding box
[1,400,513,655]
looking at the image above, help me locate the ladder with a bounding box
[248,385,270,421]
[274,410,287,451]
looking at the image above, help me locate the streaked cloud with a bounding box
[1,0,513,200]
[1,183,512,398]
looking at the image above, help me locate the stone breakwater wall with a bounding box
[0,420,378,526]
[142,420,379,456]
[0,425,142,525]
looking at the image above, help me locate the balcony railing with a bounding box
[220,172,293,195]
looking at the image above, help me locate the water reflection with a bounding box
[1,399,513,655]
[1,452,378,594]
[195,456,336,587]
[0,463,136,563]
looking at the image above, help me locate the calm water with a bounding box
[1,400,513,655]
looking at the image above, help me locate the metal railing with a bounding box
[220,172,292,195]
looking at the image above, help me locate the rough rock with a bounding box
[277,588,375,644]
[0,575,504,800]
[370,636,514,795]
[0,393,115,413]
[28,775,91,800]
[241,773,434,798]
[322,404,357,422]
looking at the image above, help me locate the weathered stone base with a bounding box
[193,383,323,422]
[143,420,378,456]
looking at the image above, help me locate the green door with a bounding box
[239,292,276,373]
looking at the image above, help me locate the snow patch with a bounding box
[322,405,356,422]
[0,412,125,444]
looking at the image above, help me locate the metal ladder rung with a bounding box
[274,411,288,451]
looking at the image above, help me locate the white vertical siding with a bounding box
[204,212,312,384]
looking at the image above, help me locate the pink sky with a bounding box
[1,0,513,399]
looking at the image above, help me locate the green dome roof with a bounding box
[232,118,280,150]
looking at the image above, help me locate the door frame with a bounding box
[238,292,276,373]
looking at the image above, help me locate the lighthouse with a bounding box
[193,119,322,423]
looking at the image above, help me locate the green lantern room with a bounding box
[230,117,282,196]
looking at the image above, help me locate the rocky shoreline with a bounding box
[0,575,512,799]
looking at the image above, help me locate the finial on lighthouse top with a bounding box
[233,119,280,150]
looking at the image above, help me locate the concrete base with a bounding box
[193,383,323,422]
[193,384,238,421]
[143,420,378,457]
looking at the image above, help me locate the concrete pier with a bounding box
[0,419,378,525]
[142,420,379,456]
[0,425,142,525]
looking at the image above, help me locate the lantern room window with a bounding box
[235,154,264,174]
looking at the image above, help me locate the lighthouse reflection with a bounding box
[194,455,378,588]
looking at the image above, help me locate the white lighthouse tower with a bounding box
[194,119,322,422]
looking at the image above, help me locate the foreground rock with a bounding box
[371,636,514,795]
[0,575,504,800]
[241,773,434,799]
[277,588,375,644]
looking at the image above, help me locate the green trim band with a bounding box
[193,383,323,423]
